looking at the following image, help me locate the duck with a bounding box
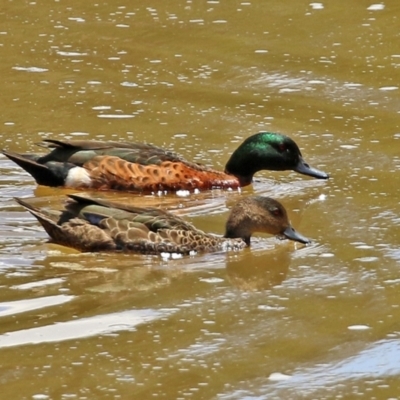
[3,132,328,193]
[14,194,311,255]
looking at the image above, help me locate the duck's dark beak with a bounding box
[281,226,311,244]
[294,157,329,179]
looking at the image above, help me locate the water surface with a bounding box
[1,1,400,398]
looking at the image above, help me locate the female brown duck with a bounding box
[14,194,310,255]
[3,132,328,193]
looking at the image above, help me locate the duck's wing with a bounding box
[66,194,197,231]
[36,139,189,166]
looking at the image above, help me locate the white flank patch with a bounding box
[65,167,92,188]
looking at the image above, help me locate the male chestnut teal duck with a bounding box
[3,132,328,193]
[14,194,310,254]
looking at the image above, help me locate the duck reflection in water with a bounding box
[226,247,292,291]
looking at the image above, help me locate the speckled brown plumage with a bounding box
[14,194,311,255]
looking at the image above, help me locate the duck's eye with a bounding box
[270,207,283,217]
[278,144,287,152]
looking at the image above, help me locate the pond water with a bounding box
[1,1,400,399]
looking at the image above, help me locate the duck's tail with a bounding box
[2,150,72,187]
[14,196,115,252]
[14,197,89,251]
[14,197,63,240]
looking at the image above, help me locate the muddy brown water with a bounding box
[1,1,400,399]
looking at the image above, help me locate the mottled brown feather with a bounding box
[14,194,310,255]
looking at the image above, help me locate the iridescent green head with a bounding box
[224,132,329,186]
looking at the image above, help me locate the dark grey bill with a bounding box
[294,157,329,179]
[282,226,311,244]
